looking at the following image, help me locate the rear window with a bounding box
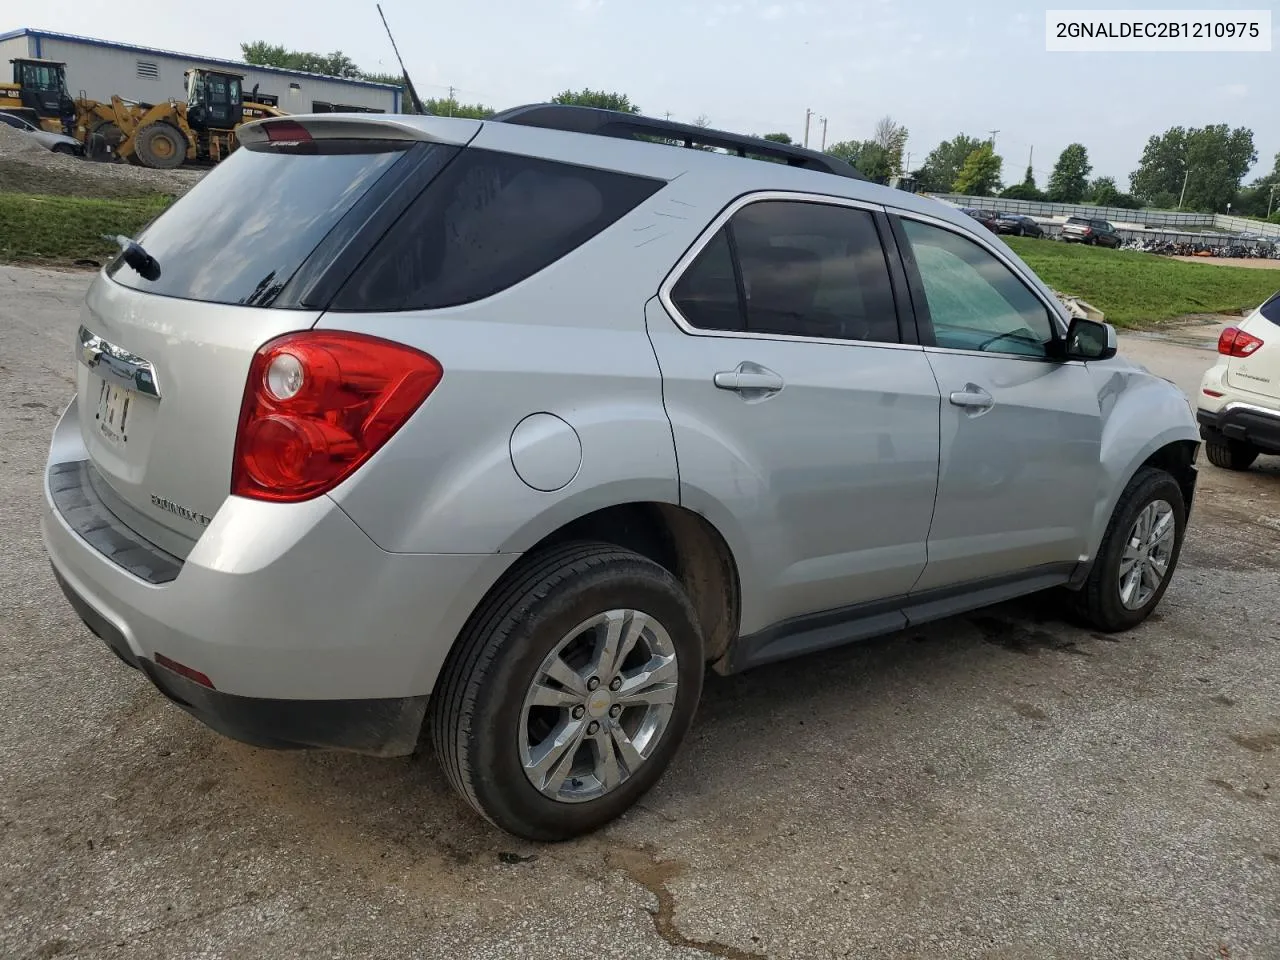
[331,149,663,312]
[1066,217,1089,225]
[108,141,411,305]
[1260,290,1280,325]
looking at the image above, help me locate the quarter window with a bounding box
[333,149,662,311]
[671,199,900,344]
[900,218,1055,358]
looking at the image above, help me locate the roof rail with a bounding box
[488,103,867,181]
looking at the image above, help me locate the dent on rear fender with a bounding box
[1087,364,1199,555]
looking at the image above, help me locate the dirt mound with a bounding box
[0,124,205,199]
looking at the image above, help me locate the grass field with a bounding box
[1005,236,1280,327]
[0,193,172,264]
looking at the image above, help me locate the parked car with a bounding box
[42,106,1200,841]
[961,207,1000,231]
[0,110,82,156]
[1197,291,1280,470]
[994,213,1045,238]
[1061,216,1122,248]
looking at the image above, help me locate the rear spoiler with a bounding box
[237,114,481,148]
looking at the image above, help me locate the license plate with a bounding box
[95,378,135,446]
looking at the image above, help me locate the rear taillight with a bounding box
[232,331,443,503]
[1217,326,1264,357]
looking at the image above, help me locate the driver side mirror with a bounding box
[1063,317,1117,361]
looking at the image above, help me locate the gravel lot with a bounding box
[1,264,1277,960]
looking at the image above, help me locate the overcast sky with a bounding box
[23,0,1280,190]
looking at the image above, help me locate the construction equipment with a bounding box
[76,68,288,168]
[0,58,76,133]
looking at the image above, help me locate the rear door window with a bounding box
[670,200,900,343]
[108,140,416,306]
[331,149,663,311]
[732,200,899,343]
[670,227,743,331]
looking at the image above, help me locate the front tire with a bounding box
[1070,467,1186,632]
[431,542,704,841]
[133,123,186,170]
[1204,437,1258,471]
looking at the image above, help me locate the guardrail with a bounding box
[930,193,1280,238]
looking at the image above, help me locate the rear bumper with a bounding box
[1197,402,1280,454]
[42,397,519,753]
[51,561,426,754]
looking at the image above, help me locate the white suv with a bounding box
[1198,292,1280,470]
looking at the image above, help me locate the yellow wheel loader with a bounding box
[0,58,77,133]
[78,68,288,169]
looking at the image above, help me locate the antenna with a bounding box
[377,3,426,115]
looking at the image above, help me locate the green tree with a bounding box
[1130,124,1257,211]
[1047,144,1092,202]
[915,134,984,193]
[952,144,1003,196]
[551,88,640,113]
[762,132,792,144]
[1185,124,1257,212]
[827,139,895,182]
[240,41,360,78]
[420,96,494,119]
[1022,165,1037,188]
[1001,182,1045,201]
[1088,176,1121,206]
[873,115,909,178]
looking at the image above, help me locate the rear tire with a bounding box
[1204,437,1258,471]
[1069,467,1186,633]
[51,143,78,157]
[133,123,186,170]
[431,541,704,841]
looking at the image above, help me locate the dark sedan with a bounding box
[993,213,1044,238]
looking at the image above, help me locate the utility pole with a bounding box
[819,116,828,151]
[988,129,999,149]
[447,85,455,116]
[1178,168,1190,210]
[803,108,812,148]
[664,111,671,120]
[1027,145,1033,170]
[901,151,912,177]
[1269,184,1277,218]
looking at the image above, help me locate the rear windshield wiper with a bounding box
[106,234,162,281]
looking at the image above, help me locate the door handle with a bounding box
[948,384,994,409]
[713,362,784,394]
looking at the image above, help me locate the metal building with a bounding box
[0,28,402,115]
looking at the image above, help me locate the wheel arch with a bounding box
[516,501,743,664]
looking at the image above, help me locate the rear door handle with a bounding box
[948,384,994,410]
[713,362,785,395]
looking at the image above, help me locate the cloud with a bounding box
[1220,83,1249,98]
[761,3,786,19]
[573,0,603,11]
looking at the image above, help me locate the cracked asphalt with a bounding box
[1,264,1277,960]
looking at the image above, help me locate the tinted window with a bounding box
[729,201,899,343]
[1259,291,1280,327]
[108,141,412,305]
[0,114,25,129]
[901,218,1055,358]
[670,227,742,331]
[1066,217,1089,225]
[333,149,663,311]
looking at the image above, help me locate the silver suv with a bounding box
[42,106,1200,841]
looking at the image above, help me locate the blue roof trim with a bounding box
[1,28,402,91]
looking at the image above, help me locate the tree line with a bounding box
[241,41,1278,221]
